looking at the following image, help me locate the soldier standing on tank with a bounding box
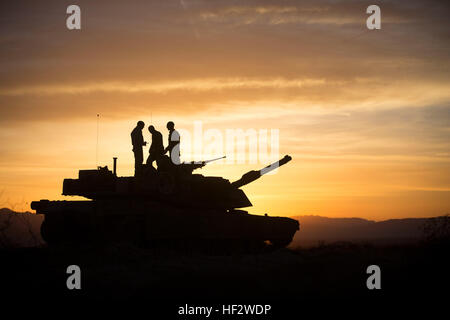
[164,121,180,165]
[146,125,164,168]
[131,121,147,176]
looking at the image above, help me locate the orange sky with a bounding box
[0,0,449,220]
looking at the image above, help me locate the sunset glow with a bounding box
[1,0,449,220]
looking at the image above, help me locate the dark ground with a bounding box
[1,241,448,317]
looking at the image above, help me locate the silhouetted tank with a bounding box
[31,155,299,249]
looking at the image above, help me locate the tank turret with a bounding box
[31,154,299,249]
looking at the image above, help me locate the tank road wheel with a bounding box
[157,172,175,195]
[269,238,292,249]
[244,239,266,252]
[40,219,51,244]
[40,218,63,245]
[41,212,93,246]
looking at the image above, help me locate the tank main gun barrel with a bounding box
[231,155,292,188]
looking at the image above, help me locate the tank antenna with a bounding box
[113,157,117,176]
[96,113,100,166]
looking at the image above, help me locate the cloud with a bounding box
[0,0,449,123]
[192,0,449,27]
[0,78,335,96]
[1,75,449,124]
[283,104,450,160]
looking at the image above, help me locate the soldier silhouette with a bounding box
[131,121,147,176]
[164,121,180,165]
[146,125,164,168]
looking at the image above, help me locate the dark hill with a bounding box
[291,215,430,247]
[0,208,440,248]
[0,208,44,247]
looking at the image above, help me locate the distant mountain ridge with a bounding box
[290,215,431,247]
[0,208,440,248]
[0,208,44,247]
[0,208,34,215]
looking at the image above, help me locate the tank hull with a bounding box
[32,199,299,250]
